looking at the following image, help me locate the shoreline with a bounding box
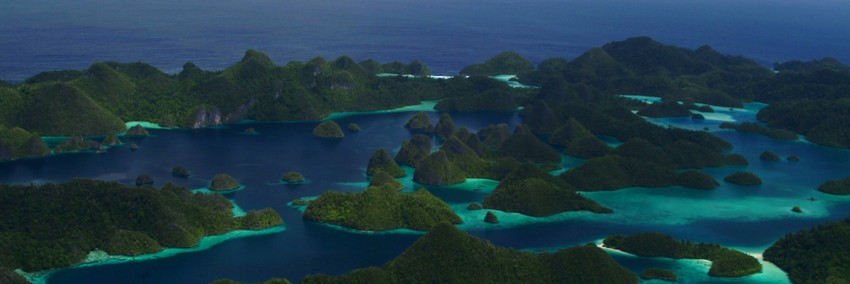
[17,225,285,284]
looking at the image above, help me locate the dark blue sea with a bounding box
[2,0,850,82]
[2,1,850,283]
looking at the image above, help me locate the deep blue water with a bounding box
[2,0,850,82]
[2,108,850,283]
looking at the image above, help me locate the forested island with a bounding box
[301,185,461,231]
[764,217,850,283]
[219,223,638,283]
[603,233,762,277]
[2,36,850,283]
[0,179,283,273]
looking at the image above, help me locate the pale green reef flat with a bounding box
[325,100,440,120]
[489,74,537,88]
[192,185,247,195]
[19,225,284,284]
[124,121,173,129]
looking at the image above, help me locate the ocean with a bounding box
[2,0,849,82]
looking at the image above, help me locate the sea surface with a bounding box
[3,1,850,283]
[2,0,850,82]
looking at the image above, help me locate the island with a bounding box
[603,232,762,277]
[404,112,433,133]
[0,179,283,273]
[102,133,122,146]
[300,224,638,283]
[366,148,405,178]
[312,120,344,138]
[640,269,678,282]
[817,176,850,195]
[483,211,500,224]
[171,166,191,178]
[764,217,850,283]
[759,151,780,161]
[346,123,360,132]
[210,173,241,191]
[0,127,50,160]
[281,171,305,183]
[483,163,612,216]
[719,122,798,140]
[135,174,154,186]
[53,136,104,153]
[126,124,149,137]
[723,172,763,186]
[368,171,404,191]
[302,185,462,231]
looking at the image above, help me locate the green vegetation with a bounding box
[719,122,798,140]
[14,83,127,136]
[484,163,612,216]
[604,232,761,277]
[102,133,121,146]
[640,268,678,281]
[368,171,404,191]
[561,155,676,191]
[126,124,149,136]
[764,217,850,284]
[791,206,803,214]
[302,223,638,283]
[774,57,850,74]
[210,173,240,191]
[404,112,433,133]
[0,266,29,284]
[817,176,850,195]
[53,136,103,153]
[135,175,154,186]
[0,126,50,160]
[565,135,613,159]
[548,118,592,147]
[758,100,850,148]
[282,171,305,183]
[676,170,720,189]
[412,151,466,185]
[636,101,692,118]
[760,151,780,161]
[723,172,763,186]
[312,120,344,138]
[303,185,461,231]
[171,166,191,178]
[460,51,535,76]
[434,76,523,112]
[483,212,499,224]
[367,148,405,178]
[497,131,561,163]
[346,123,360,132]
[395,134,432,167]
[0,179,282,272]
[211,278,293,284]
[433,113,456,139]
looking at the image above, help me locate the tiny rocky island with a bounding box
[210,173,241,191]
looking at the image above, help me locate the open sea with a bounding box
[2,0,850,283]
